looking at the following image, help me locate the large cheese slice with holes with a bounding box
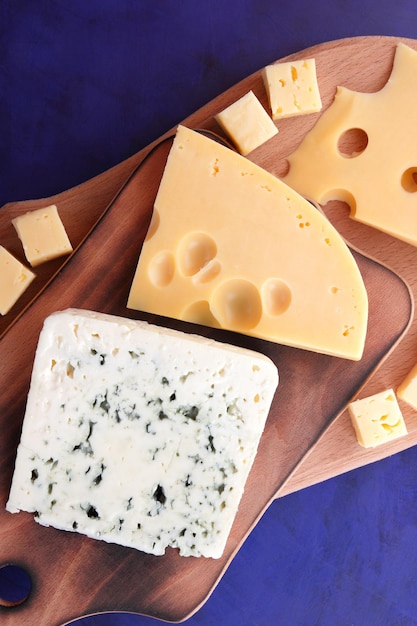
[128,125,368,360]
[6,309,278,559]
[283,43,417,247]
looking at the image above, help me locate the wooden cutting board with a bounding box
[1,35,417,626]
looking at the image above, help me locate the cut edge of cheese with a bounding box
[127,125,368,361]
[6,308,278,559]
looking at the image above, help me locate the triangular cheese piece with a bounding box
[283,43,417,247]
[128,125,368,360]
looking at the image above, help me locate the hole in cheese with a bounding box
[275,159,290,178]
[191,259,222,285]
[401,167,417,193]
[321,192,357,218]
[178,232,218,277]
[262,278,292,316]
[211,279,262,330]
[145,210,160,241]
[337,128,368,158]
[182,300,221,327]
[148,251,175,287]
[66,363,75,378]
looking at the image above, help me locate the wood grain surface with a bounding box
[1,36,417,625]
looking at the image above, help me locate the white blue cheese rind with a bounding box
[6,309,278,558]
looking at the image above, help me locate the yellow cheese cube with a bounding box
[397,363,417,411]
[215,91,278,155]
[262,58,322,120]
[348,389,407,448]
[12,204,73,267]
[0,245,36,315]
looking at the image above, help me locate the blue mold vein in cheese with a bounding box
[6,309,278,558]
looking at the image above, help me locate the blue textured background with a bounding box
[2,2,417,625]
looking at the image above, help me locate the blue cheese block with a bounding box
[6,309,278,558]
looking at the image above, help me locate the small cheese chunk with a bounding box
[215,91,278,155]
[0,245,35,315]
[262,58,322,120]
[128,125,368,361]
[348,389,407,448]
[397,363,417,411]
[6,309,278,559]
[12,204,73,267]
[284,44,417,247]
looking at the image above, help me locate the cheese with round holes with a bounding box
[283,43,417,247]
[6,308,278,558]
[127,125,368,360]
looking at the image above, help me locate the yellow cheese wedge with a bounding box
[0,245,35,315]
[215,91,278,155]
[12,204,73,267]
[128,125,368,360]
[262,58,322,120]
[397,363,417,411]
[283,43,417,247]
[348,389,407,448]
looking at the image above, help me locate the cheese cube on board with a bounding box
[348,389,407,448]
[215,91,278,155]
[397,363,417,411]
[6,309,278,559]
[263,58,322,120]
[0,245,35,315]
[12,204,73,267]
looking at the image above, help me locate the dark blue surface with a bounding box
[2,2,417,625]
